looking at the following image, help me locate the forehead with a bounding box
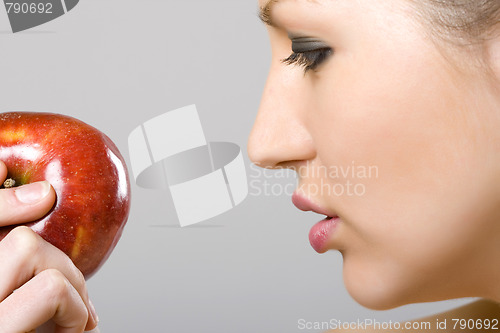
[259,0,326,26]
[259,0,323,10]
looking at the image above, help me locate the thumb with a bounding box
[0,181,56,226]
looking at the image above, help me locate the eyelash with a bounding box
[282,48,333,73]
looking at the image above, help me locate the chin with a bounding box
[342,256,416,311]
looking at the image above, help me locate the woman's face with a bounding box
[248,0,500,309]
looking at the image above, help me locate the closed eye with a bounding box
[282,48,333,73]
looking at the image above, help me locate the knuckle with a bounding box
[38,269,70,299]
[37,269,89,329]
[5,226,40,263]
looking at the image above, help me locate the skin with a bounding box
[0,160,99,333]
[327,299,500,333]
[249,0,500,313]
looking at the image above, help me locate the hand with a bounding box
[0,161,99,332]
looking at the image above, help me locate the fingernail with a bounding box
[14,181,51,204]
[89,299,99,323]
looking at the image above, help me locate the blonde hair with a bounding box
[409,0,499,78]
[411,0,500,44]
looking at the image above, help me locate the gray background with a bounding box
[0,1,471,332]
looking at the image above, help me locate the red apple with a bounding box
[0,112,131,278]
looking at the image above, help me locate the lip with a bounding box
[291,192,337,218]
[308,216,340,253]
[292,192,340,253]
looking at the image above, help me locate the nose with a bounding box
[248,63,316,169]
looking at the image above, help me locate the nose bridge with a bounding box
[248,64,316,168]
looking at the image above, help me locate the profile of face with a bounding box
[248,0,500,310]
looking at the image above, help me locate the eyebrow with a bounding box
[259,0,279,27]
[258,0,320,27]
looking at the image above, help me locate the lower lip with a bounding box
[309,217,340,253]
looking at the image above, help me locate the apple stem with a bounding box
[3,178,15,189]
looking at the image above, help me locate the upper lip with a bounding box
[291,191,338,218]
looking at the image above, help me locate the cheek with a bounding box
[313,45,472,227]
[309,43,495,305]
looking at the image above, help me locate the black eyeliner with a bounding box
[290,37,330,53]
[282,48,333,73]
[283,33,333,73]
